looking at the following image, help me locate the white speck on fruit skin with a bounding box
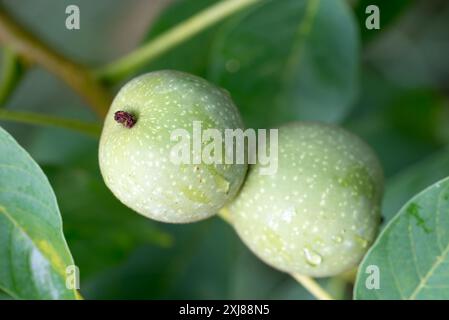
[99,70,247,223]
[228,122,384,277]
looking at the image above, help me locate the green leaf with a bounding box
[208,0,359,128]
[355,177,449,299]
[0,126,78,299]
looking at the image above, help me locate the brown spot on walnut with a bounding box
[114,111,136,128]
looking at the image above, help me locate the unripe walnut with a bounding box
[228,122,384,277]
[99,70,247,223]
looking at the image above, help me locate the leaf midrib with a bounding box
[409,242,449,299]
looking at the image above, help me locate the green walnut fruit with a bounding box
[99,70,247,223]
[227,122,384,277]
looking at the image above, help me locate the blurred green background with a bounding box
[0,0,448,299]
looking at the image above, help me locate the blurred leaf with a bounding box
[364,0,449,89]
[355,177,449,299]
[209,0,360,128]
[0,126,77,299]
[388,90,449,144]
[44,164,174,281]
[383,147,449,224]
[81,215,346,300]
[345,70,448,177]
[27,128,99,166]
[81,218,236,299]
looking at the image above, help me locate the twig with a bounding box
[0,109,101,137]
[96,0,261,83]
[0,7,111,117]
[291,273,334,300]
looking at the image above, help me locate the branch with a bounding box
[0,109,101,137]
[218,208,335,300]
[0,7,111,117]
[95,0,261,84]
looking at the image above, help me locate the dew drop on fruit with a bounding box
[303,247,322,267]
